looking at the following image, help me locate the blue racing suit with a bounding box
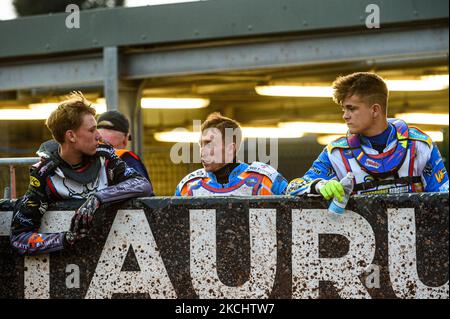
[287,119,449,196]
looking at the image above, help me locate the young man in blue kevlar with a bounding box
[287,72,448,200]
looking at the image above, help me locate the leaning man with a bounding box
[10,92,153,256]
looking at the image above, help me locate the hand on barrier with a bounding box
[316,179,345,202]
[70,195,100,237]
[64,230,87,247]
[96,141,118,160]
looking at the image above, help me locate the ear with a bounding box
[123,133,130,146]
[371,103,382,118]
[226,142,237,162]
[66,130,76,143]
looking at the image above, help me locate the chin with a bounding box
[203,164,213,172]
[85,148,97,156]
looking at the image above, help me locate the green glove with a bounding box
[316,180,345,202]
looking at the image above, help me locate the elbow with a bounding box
[140,177,154,197]
[10,234,31,256]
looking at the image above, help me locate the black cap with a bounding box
[97,111,131,140]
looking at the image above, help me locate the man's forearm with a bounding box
[95,176,153,203]
[10,231,66,256]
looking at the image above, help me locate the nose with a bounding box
[342,111,350,121]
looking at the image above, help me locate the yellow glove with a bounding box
[316,180,345,202]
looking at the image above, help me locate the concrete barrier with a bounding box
[0,193,448,299]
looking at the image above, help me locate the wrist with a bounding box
[314,179,326,193]
[64,231,76,247]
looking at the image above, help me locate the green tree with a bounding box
[13,0,125,17]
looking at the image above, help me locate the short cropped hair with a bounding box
[332,72,389,113]
[201,112,243,149]
[46,91,96,144]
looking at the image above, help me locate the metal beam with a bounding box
[124,26,449,78]
[103,47,120,111]
[0,0,448,59]
[102,47,142,156]
[0,55,103,91]
[1,26,447,92]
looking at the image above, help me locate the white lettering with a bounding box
[190,209,277,298]
[292,209,375,298]
[86,210,176,299]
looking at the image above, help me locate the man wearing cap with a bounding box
[97,110,152,183]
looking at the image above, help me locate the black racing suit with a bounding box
[10,143,153,256]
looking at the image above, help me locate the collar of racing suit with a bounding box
[364,124,393,153]
[37,139,102,185]
[212,162,241,184]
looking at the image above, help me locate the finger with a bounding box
[335,191,343,202]
[84,215,91,231]
[70,215,76,230]
[72,216,79,233]
[321,187,332,200]
[330,183,343,201]
[336,182,345,196]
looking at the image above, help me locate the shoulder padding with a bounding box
[245,162,280,183]
[177,168,208,190]
[409,127,432,148]
[326,136,349,153]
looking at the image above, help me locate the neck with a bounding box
[361,119,389,137]
[59,144,83,166]
[213,162,240,184]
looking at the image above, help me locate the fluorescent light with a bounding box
[99,96,209,110]
[279,122,348,134]
[242,127,304,138]
[92,103,107,114]
[0,102,106,120]
[141,98,209,109]
[28,103,59,111]
[126,0,203,7]
[255,85,333,97]
[154,127,304,143]
[0,109,48,120]
[395,113,449,126]
[426,131,444,142]
[154,131,200,143]
[386,75,449,91]
[317,135,345,145]
[255,75,449,97]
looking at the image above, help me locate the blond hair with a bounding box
[46,91,96,143]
